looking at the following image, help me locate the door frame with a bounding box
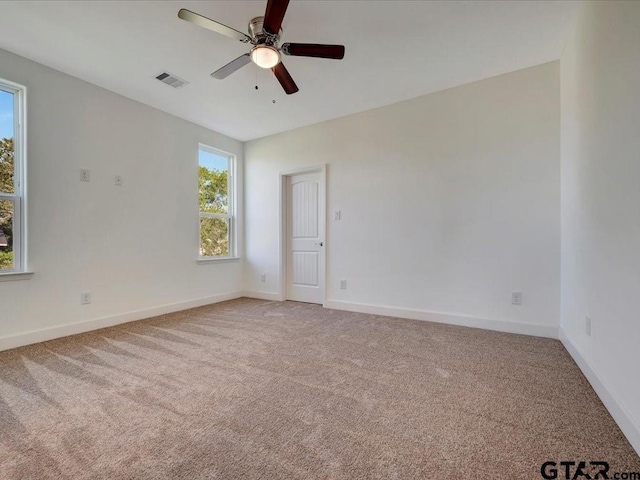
[279,164,327,305]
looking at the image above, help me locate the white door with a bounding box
[286,171,325,304]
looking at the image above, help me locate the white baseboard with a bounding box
[0,291,243,352]
[559,328,640,455]
[241,291,282,301]
[324,299,559,339]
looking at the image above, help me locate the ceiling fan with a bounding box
[178,0,345,95]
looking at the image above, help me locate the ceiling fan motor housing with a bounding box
[249,16,281,45]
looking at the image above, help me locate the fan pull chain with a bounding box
[272,71,276,104]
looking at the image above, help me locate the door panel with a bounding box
[287,171,324,304]
[292,182,318,238]
[292,251,319,286]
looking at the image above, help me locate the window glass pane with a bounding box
[0,200,14,270]
[200,216,229,257]
[0,90,14,195]
[199,149,228,214]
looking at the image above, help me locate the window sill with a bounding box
[0,271,34,282]
[197,257,240,265]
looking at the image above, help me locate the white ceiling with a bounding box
[0,1,580,141]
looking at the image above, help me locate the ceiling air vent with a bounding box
[155,71,189,88]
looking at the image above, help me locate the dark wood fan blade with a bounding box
[178,9,251,43]
[211,54,252,79]
[282,43,345,59]
[263,0,290,35]
[272,62,299,95]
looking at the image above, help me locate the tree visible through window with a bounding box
[199,146,234,258]
[0,137,14,270]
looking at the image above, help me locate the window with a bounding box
[198,145,235,259]
[0,79,25,273]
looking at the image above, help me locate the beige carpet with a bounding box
[0,298,638,479]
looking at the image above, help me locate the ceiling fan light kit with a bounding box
[251,45,280,69]
[178,0,345,95]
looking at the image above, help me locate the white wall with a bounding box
[0,47,244,349]
[245,62,561,337]
[560,1,640,452]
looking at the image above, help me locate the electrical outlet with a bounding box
[585,316,592,337]
[340,280,347,290]
[80,169,91,182]
[260,273,266,283]
[334,210,342,221]
[81,292,91,305]
[114,175,123,187]
[511,292,522,305]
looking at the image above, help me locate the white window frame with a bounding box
[198,144,237,261]
[0,78,27,276]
